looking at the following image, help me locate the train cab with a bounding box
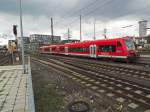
[123,39,138,61]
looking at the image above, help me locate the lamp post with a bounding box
[19,0,26,73]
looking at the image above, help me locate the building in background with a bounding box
[18,37,30,52]
[29,34,61,53]
[30,34,61,44]
[61,39,80,44]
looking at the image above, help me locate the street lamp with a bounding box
[19,0,26,73]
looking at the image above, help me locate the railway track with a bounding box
[0,55,9,65]
[32,56,150,111]
[39,54,150,81]
[136,57,150,67]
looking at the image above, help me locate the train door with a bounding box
[65,47,68,55]
[90,45,97,58]
[50,48,52,53]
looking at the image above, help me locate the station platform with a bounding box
[0,64,35,111]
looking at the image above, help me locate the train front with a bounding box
[124,39,139,61]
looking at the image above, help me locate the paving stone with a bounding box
[116,97,125,103]
[0,65,28,112]
[128,103,139,109]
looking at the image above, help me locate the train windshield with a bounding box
[124,40,135,50]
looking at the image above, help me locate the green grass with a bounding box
[32,70,65,112]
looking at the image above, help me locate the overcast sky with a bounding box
[0,0,150,45]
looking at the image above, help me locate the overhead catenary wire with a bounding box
[57,0,150,40]
[61,0,114,28]
[55,0,101,26]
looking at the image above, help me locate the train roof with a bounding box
[41,37,133,48]
[64,38,125,45]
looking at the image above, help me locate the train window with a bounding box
[52,48,56,51]
[117,41,122,47]
[60,48,65,52]
[109,45,116,52]
[99,45,116,52]
[44,48,50,52]
[69,47,89,52]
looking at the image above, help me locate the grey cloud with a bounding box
[0,0,150,20]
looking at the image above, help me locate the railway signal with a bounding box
[13,25,18,37]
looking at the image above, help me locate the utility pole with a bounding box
[19,0,26,73]
[93,19,96,40]
[51,18,54,43]
[104,28,107,39]
[80,15,82,42]
[68,28,70,40]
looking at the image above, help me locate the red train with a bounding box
[40,37,138,61]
